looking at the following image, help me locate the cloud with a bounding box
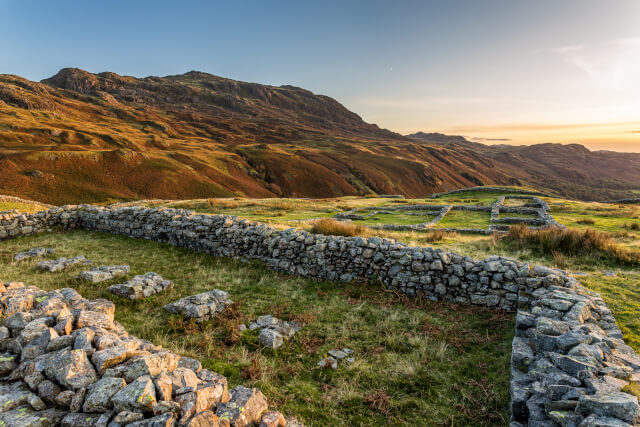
[548,36,640,89]
[471,137,512,141]
[549,45,584,54]
[626,130,640,134]
[359,96,500,109]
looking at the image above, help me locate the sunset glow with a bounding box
[2,0,639,151]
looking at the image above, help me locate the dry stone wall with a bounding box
[2,205,640,425]
[431,186,553,198]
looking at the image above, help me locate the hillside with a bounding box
[407,133,640,200]
[0,68,638,203]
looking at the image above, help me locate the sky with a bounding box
[2,0,640,152]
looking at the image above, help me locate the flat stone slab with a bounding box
[37,256,92,272]
[14,247,54,262]
[79,265,130,283]
[164,289,232,322]
[108,272,172,300]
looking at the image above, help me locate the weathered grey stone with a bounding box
[577,392,640,423]
[163,290,231,322]
[43,348,98,390]
[111,376,157,413]
[61,412,104,427]
[79,265,130,283]
[216,386,268,427]
[37,256,92,272]
[122,351,180,383]
[109,273,173,300]
[83,377,126,412]
[0,406,66,426]
[14,247,54,262]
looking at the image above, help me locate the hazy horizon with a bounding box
[3,0,639,152]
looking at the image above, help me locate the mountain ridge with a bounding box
[0,68,639,204]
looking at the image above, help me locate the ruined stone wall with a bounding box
[0,281,283,426]
[430,186,553,198]
[2,205,640,425]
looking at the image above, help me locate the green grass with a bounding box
[580,272,640,351]
[352,211,438,226]
[0,202,47,213]
[498,212,538,219]
[0,230,513,426]
[436,210,491,229]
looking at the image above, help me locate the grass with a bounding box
[0,230,513,426]
[436,210,491,229]
[0,201,48,213]
[498,212,538,220]
[310,219,369,237]
[502,225,640,267]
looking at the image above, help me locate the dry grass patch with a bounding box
[310,218,369,237]
[503,225,640,266]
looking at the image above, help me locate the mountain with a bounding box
[0,68,638,204]
[405,133,640,200]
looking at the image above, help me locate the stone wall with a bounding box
[2,205,640,425]
[430,186,553,198]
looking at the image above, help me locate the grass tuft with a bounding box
[576,218,595,225]
[310,218,368,237]
[503,225,640,266]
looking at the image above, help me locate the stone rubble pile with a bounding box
[37,256,93,272]
[247,315,302,349]
[79,265,130,283]
[108,273,173,300]
[0,280,292,426]
[164,290,232,322]
[14,247,55,262]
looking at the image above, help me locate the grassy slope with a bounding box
[153,190,640,354]
[0,201,49,213]
[0,230,513,426]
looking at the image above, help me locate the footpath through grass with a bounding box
[0,230,513,426]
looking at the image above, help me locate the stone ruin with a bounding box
[332,195,562,234]
[489,195,564,232]
[37,256,93,273]
[164,290,233,323]
[108,273,174,301]
[80,265,130,284]
[0,280,292,426]
[1,204,640,425]
[14,247,55,262]
[247,315,302,349]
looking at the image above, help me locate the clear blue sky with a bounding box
[2,0,640,150]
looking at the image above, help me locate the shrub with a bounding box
[503,225,639,266]
[311,218,367,237]
[576,218,595,225]
[627,222,640,230]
